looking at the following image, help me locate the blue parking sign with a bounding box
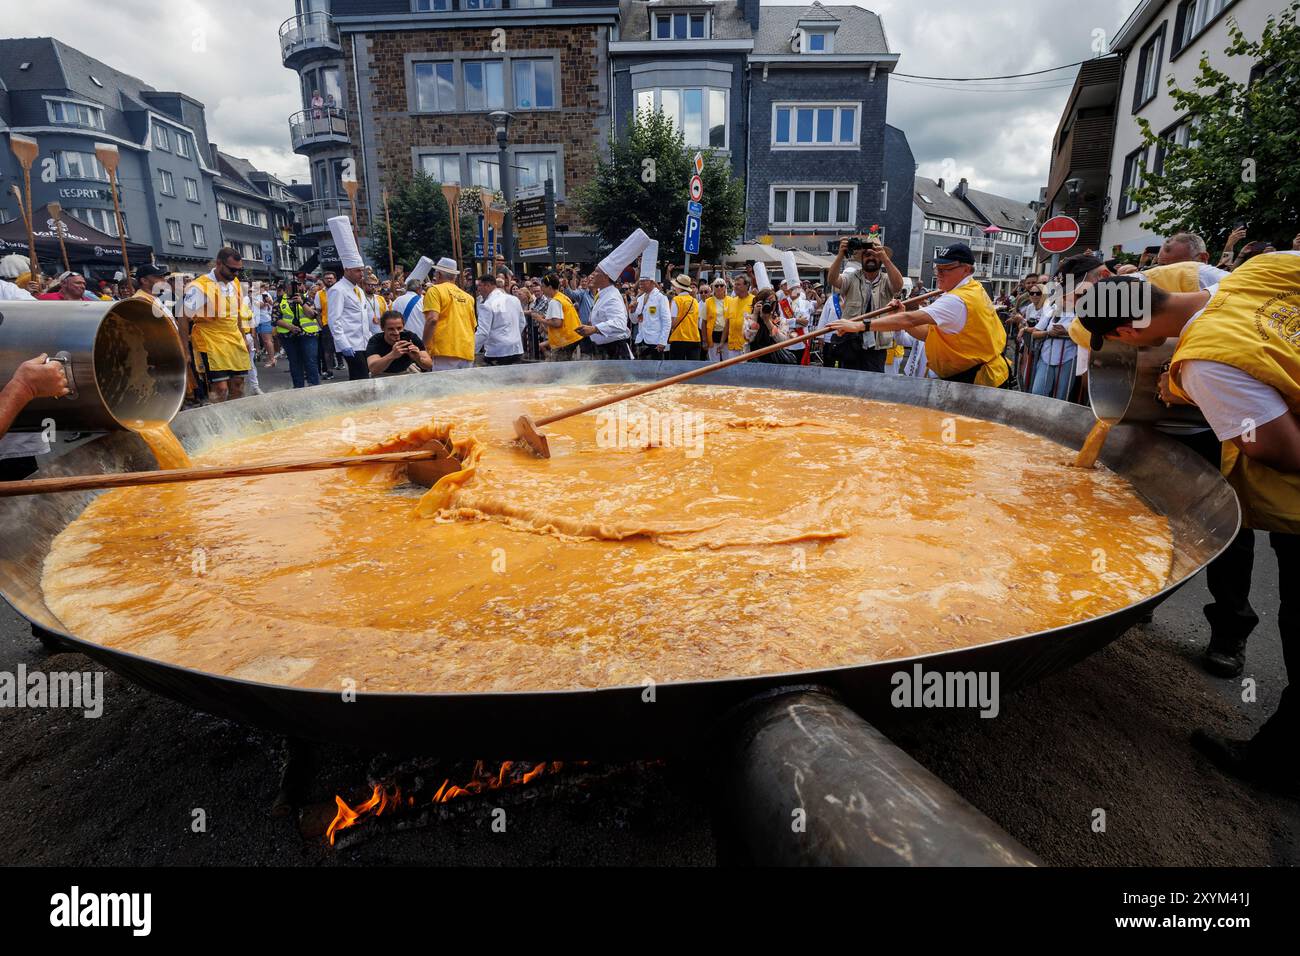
[684,214,701,255]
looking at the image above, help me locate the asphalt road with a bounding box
[0,361,1295,865]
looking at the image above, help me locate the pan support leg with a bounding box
[271,736,318,818]
[713,688,1040,866]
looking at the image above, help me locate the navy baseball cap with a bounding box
[934,242,975,265]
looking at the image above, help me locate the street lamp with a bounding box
[488,110,516,268]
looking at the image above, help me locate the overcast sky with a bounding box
[14,0,1139,202]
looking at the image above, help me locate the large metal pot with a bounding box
[0,298,186,431]
[0,363,1240,756]
[1087,339,1207,427]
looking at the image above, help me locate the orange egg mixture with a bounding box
[40,384,1171,692]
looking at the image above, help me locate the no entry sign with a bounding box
[689,175,704,202]
[1038,216,1080,254]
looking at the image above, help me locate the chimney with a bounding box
[936,178,944,191]
[740,0,761,31]
[956,177,969,198]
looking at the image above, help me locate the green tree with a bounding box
[574,108,747,267]
[367,171,476,275]
[1129,1,1300,250]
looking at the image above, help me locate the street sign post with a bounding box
[684,214,701,255]
[1038,215,1080,254]
[687,200,702,217]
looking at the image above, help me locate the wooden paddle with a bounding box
[0,449,459,498]
[514,289,944,457]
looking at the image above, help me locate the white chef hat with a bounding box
[0,254,30,279]
[408,256,434,285]
[752,261,773,292]
[597,228,650,282]
[780,250,800,288]
[638,239,659,283]
[326,215,364,269]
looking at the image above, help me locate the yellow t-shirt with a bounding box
[669,293,701,343]
[421,281,477,360]
[187,274,252,373]
[547,291,583,350]
[725,294,752,352]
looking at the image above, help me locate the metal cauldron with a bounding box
[0,363,1240,756]
[1087,339,1207,427]
[0,298,186,431]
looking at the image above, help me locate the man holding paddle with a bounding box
[830,241,1012,388]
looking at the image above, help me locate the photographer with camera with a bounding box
[827,236,903,372]
[368,311,433,375]
[274,283,321,388]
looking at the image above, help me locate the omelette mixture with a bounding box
[40,384,1172,692]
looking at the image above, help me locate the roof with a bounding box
[957,185,1037,232]
[0,37,156,111]
[752,3,890,56]
[617,1,754,41]
[1112,0,1167,52]
[913,177,981,223]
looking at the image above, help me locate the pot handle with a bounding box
[49,351,78,402]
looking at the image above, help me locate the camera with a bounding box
[828,236,876,255]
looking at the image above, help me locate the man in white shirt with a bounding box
[577,229,650,360]
[325,215,372,380]
[474,275,524,365]
[0,255,35,300]
[633,273,670,358]
[393,278,426,338]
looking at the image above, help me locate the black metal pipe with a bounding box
[715,688,1039,866]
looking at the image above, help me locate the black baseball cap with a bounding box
[1074,275,1151,350]
[1059,253,1104,283]
[135,262,167,282]
[934,242,974,265]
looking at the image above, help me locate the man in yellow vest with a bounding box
[668,273,704,360]
[180,247,253,402]
[538,272,584,361]
[1077,251,1300,790]
[723,275,753,361]
[829,241,1011,388]
[421,257,477,370]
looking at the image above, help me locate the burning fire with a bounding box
[325,760,566,845]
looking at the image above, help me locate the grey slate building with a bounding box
[611,0,756,179]
[744,2,901,260]
[0,37,222,276]
[211,149,308,280]
[909,176,1037,296]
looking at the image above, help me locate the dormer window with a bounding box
[806,31,831,52]
[654,11,708,40]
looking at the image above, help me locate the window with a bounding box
[1119,147,1147,217]
[420,154,462,184]
[1155,117,1196,174]
[805,31,832,52]
[414,62,456,112]
[653,11,707,39]
[773,104,858,147]
[166,219,183,244]
[414,0,451,9]
[46,100,104,129]
[176,135,192,160]
[1133,26,1165,111]
[462,0,500,8]
[515,151,559,189]
[55,150,109,182]
[69,207,126,237]
[638,87,728,149]
[154,125,171,150]
[1175,0,1230,54]
[192,224,207,247]
[880,181,888,211]
[464,61,505,111]
[469,153,500,189]
[769,186,856,228]
[159,169,175,196]
[512,0,551,7]
[184,177,200,202]
[512,59,555,110]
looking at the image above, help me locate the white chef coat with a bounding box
[634,289,670,346]
[326,276,370,352]
[589,284,630,345]
[475,288,525,358]
[393,290,423,337]
[0,279,35,301]
[785,294,812,352]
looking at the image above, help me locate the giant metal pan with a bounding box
[0,363,1239,756]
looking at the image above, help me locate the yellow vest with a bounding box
[705,296,726,340]
[422,281,477,360]
[1170,252,1300,533]
[315,287,330,327]
[547,291,583,349]
[669,293,701,343]
[925,279,1008,386]
[725,294,752,351]
[374,294,389,316]
[1145,261,1201,293]
[187,274,251,373]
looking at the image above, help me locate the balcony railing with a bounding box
[299,198,350,234]
[289,108,351,151]
[279,12,341,65]
[967,237,995,253]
